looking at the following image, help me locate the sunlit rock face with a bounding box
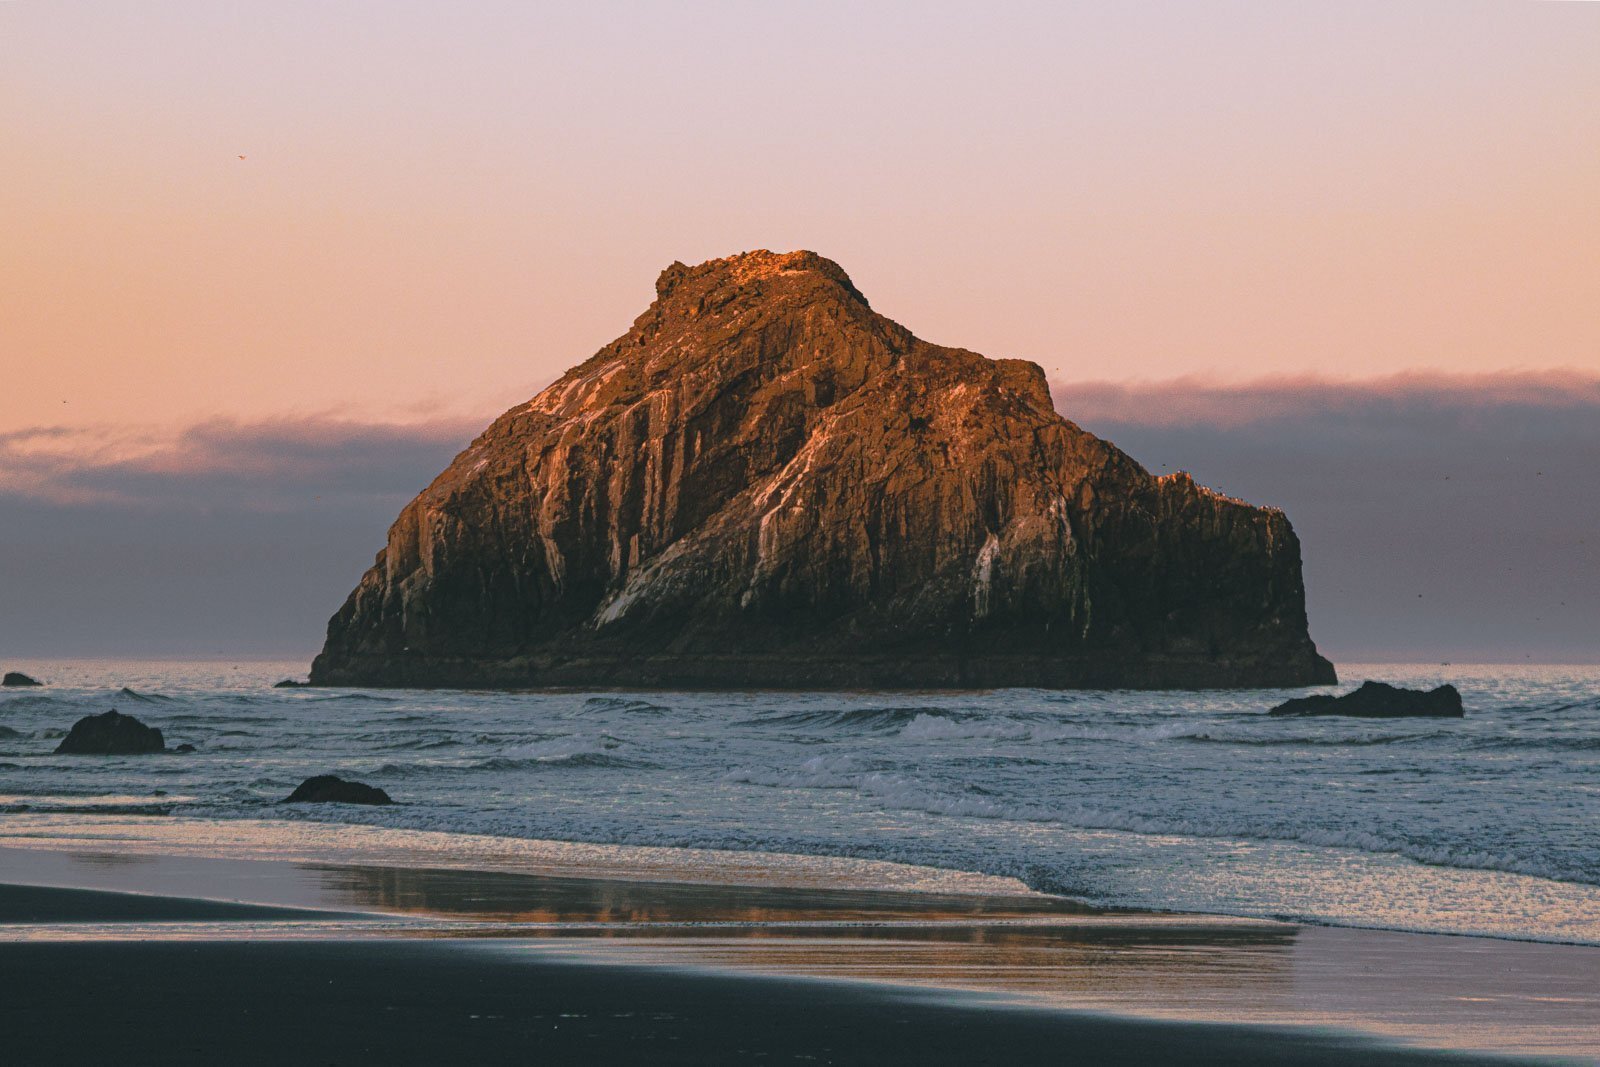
[310,251,1334,689]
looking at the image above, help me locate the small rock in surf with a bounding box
[54,709,167,754]
[281,775,393,805]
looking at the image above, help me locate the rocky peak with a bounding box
[310,251,1334,690]
[655,249,867,305]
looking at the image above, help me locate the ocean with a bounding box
[3,660,1597,944]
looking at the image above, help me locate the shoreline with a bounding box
[1,843,1596,1061]
[5,811,1600,948]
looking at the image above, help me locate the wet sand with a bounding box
[0,845,1594,1063]
[0,882,352,924]
[0,935,1521,1066]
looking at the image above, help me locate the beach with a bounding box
[2,843,1596,1063]
[4,660,1600,1062]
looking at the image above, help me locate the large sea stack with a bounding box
[311,251,1334,690]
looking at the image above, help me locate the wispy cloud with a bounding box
[1050,370,1600,430]
[0,416,481,509]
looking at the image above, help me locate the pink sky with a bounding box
[4,2,1599,437]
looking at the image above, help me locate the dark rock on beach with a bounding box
[272,679,310,688]
[310,250,1335,691]
[282,776,393,805]
[2,672,43,687]
[1268,681,1464,718]
[54,709,167,755]
[173,743,197,753]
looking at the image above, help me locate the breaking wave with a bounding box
[723,752,1600,888]
[741,706,973,732]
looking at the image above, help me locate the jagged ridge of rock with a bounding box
[1269,681,1463,718]
[310,251,1335,690]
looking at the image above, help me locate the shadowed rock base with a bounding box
[313,652,1336,691]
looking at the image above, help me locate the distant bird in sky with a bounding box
[238,155,246,160]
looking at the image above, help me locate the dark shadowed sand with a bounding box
[0,846,1593,1064]
[0,933,1521,1066]
[0,882,361,923]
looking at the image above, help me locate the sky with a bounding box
[2,2,1597,662]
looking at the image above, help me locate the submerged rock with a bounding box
[281,775,393,805]
[1269,681,1464,718]
[272,679,310,688]
[310,250,1335,691]
[173,743,198,753]
[2,672,43,687]
[54,709,167,754]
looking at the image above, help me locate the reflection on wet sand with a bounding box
[310,859,1102,923]
[522,928,1600,1059]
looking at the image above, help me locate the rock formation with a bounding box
[55,709,166,755]
[1269,680,1463,718]
[311,251,1335,690]
[282,776,393,805]
[3,672,43,687]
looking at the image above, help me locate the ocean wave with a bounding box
[0,791,194,816]
[582,696,672,714]
[0,694,78,711]
[348,729,464,750]
[740,706,975,732]
[408,738,464,751]
[1178,728,1453,748]
[377,751,654,777]
[0,801,177,816]
[1466,734,1600,752]
[723,755,1600,888]
[896,714,1227,744]
[722,753,904,791]
[117,687,179,703]
[1502,697,1600,716]
[474,752,654,771]
[897,715,1031,742]
[892,712,1441,747]
[1356,766,1437,776]
[161,714,280,725]
[214,694,276,706]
